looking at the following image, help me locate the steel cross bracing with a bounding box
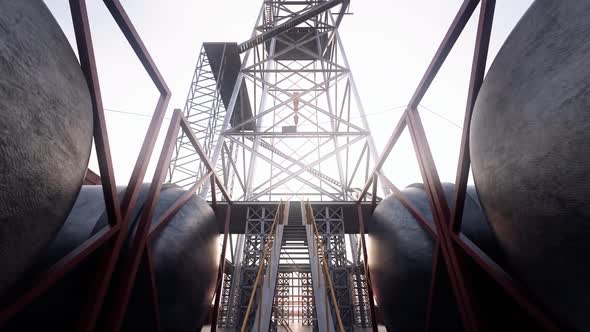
[235,206,278,329]
[165,0,380,329]
[350,265,372,327]
[237,0,349,53]
[220,233,246,328]
[167,45,239,195]
[312,206,354,331]
[216,272,233,327]
[219,202,374,330]
[191,0,381,202]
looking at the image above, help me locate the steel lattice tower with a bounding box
[167,1,376,331]
[168,0,380,202]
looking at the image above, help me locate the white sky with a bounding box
[44,0,533,193]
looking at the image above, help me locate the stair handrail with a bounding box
[305,200,345,332]
[240,200,285,332]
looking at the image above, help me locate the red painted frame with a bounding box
[356,0,566,331]
[103,109,232,332]
[0,1,233,331]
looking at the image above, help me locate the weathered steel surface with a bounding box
[7,185,218,332]
[369,184,499,332]
[470,1,590,330]
[0,0,93,294]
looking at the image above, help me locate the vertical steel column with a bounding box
[168,46,227,191]
[450,0,495,233]
[407,107,483,332]
[315,207,353,330]
[209,0,373,202]
[424,1,495,331]
[202,5,264,199]
[71,1,172,330]
[238,206,278,328]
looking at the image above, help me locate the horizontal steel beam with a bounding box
[214,202,373,234]
[238,0,345,52]
[224,131,368,137]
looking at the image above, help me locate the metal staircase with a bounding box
[273,222,316,328]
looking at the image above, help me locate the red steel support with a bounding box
[84,168,101,185]
[71,0,172,329]
[452,234,563,331]
[103,0,171,219]
[0,226,117,326]
[66,1,131,331]
[69,0,121,228]
[144,246,162,332]
[407,0,480,109]
[407,108,483,332]
[211,174,218,212]
[356,116,407,202]
[103,110,181,332]
[450,0,495,233]
[1,2,231,331]
[424,1,495,330]
[370,173,378,213]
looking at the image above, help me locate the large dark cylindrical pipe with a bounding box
[0,0,93,294]
[144,185,219,332]
[8,185,219,332]
[368,183,500,332]
[470,1,590,330]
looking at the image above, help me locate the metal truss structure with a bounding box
[167,45,238,194]
[349,265,372,328]
[217,202,373,331]
[312,206,354,331]
[272,271,316,327]
[168,0,380,202]
[237,206,278,329]
[216,272,233,327]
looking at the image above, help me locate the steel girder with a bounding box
[205,0,376,202]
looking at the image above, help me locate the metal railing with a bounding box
[241,200,286,332]
[354,0,565,331]
[304,201,345,332]
[0,2,233,329]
